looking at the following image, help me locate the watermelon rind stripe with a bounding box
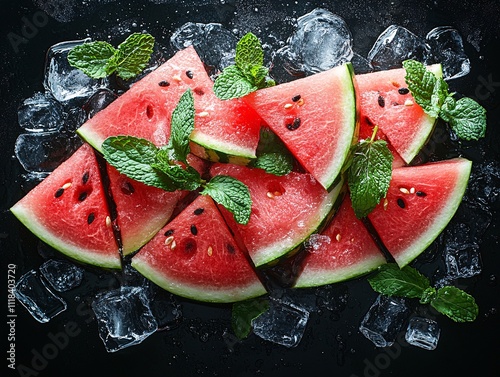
[393,158,471,267]
[189,140,254,165]
[10,203,121,269]
[130,257,267,303]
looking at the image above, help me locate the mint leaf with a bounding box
[235,32,264,70]
[347,138,393,218]
[250,127,293,176]
[368,264,431,299]
[431,286,479,322]
[232,297,269,339]
[67,41,116,78]
[213,66,257,100]
[202,175,252,225]
[102,136,179,191]
[110,33,155,80]
[168,89,195,162]
[403,59,439,116]
[441,97,487,140]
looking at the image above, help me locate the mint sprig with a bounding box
[102,89,252,225]
[68,33,155,80]
[249,127,294,176]
[403,59,486,140]
[213,32,275,100]
[347,127,393,218]
[368,264,479,322]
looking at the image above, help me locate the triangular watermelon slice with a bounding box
[294,196,386,288]
[77,46,262,162]
[243,63,356,190]
[368,157,471,266]
[131,195,266,303]
[356,64,442,164]
[210,163,344,267]
[11,144,121,269]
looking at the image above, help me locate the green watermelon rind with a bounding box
[130,257,267,303]
[392,158,472,267]
[189,140,254,165]
[10,203,121,269]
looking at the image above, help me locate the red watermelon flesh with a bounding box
[131,195,266,303]
[294,196,386,288]
[243,63,356,190]
[77,46,262,160]
[210,163,344,267]
[10,144,121,269]
[368,157,471,267]
[356,65,442,165]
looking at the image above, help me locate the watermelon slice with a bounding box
[10,144,121,269]
[294,196,386,288]
[356,64,442,164]
[131,195,266,303]
[77,46,262,162]
[243,63,356,190]
[368,157,472,266]
[210,163,344,267]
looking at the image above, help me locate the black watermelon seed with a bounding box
[78,192,88,201]
[397,198,406,208]
[365,116,374,127]
[286,117,301,131]
[121,181,135,195]
[164,229,174,237]
[146,105,154,119]
[82,171,89,184]
[55,188,64,198]
[190,224,198,236]
[186,70,194,79]
[87,213,95,224]
[416,191,427,197]
[378,95,385,107]
[158,80,170,87]
[398,87,409,95]
[226,244,235,254]
[194,208,204,215]
[291,94,301,102]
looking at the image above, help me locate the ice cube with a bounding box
[251,297,309,348]
[15,270,67,323]
[171,22,237,71]
[425,27,470,80]
[443,244,482,278]
[359,295,411,347]
[367,25,429,70]
[17,92,64,132]
[63,107,87,132]
[405,316,440,350]
[277,9,353,76]
[91,286,158,352]
[350,53,374,74]
[14,131,82,173]
[44,39,107,105]
[83,88,118,118]
[39,259,84,292]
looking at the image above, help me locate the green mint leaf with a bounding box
[368,264,431,299]
[431,77,449,113]
[67,41,116,78]
[440,97,487,140]
[202,175,252,225]
[168,89,195,163]
[213,65,257,100]
[231,297,269,339]
[110,33,155,80]
[152,163,201,191]
[235,32,264,70]
[347,139,393,218]
[245,64,269,87]
[403,59,441,117]
[420,287,437,305]
[431,286,479,322]
[102,136,179,191]
[250,127,293,176]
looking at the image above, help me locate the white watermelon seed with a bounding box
[173,74,182,82]
[266,192,275,199]
[404,99,414,106]
[399,187,410,194]
[207,246,213,256]
[62,182,72,189]
[336,233,341,242]
[165,236,174,246]
[384,198,389,210]
[284,103,293,109]
[198,111,209,117]
[171,240,177,250]
[105,216,112,227]
[410,187,415,194]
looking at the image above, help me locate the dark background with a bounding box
[1,1,499,376]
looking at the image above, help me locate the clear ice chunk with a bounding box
[171,22,238,70]
[251,298,309,348]
[15,270,67,323]
[350,53,374,74]
[17,92,64,132]
[367,25,429,70]
[63,107,87,132]
[14,131,82,173]
[91,286,158,352]
[39,259,84,292]
[83,88,118,118]
[276,8,353,76]
[359,295,411,347]
[425,26,470,80]
[443,244,482,278]
[44,39,107,105]
[405,316,440,350]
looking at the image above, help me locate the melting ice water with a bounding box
[405,316,440,351]
[39,259,85,292]
[17,92,64,132]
